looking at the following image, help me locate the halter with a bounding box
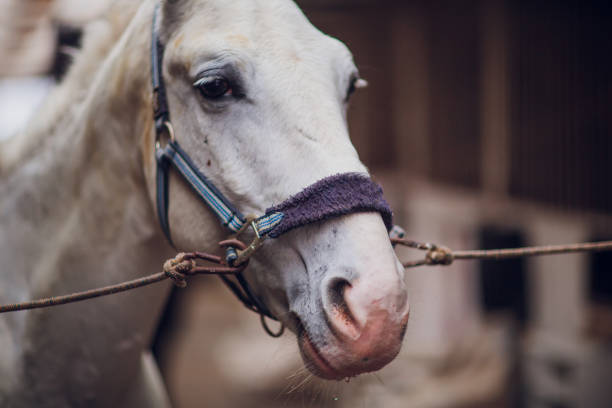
[150,5,400,329]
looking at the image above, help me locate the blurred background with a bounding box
[1,0,611,407]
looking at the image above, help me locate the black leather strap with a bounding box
[156,146,173,247]
[151,5,169,133]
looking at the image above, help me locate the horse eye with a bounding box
[195,76,232,99]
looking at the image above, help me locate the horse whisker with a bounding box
[286,373,313,394]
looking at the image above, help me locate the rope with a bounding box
[0,272,167,313]
[392,238,612,268]
[2,238,612,314]
[0,251,246,313]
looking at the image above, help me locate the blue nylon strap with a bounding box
[156,140,248,243]
[254,212,284,236]
[155,140,280,319]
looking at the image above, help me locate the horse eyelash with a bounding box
[193,77,217,88]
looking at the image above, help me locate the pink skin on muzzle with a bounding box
[281,213,409,380]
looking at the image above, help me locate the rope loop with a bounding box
[260,314,285,338]
[163,253,196,288]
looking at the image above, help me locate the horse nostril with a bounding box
[325,277,360,337]
[327,276,349,302]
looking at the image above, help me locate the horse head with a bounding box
[142,0,409,380]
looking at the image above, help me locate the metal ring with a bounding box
[155,121,176,150]
[260,314,285,338]
[161,121,175,141]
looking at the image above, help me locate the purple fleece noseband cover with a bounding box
[264,173,393,239]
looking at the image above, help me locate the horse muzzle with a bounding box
[296,254,410,380]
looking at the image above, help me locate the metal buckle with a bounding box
[232,217,265,266]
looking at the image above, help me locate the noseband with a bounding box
[150,5,399,325]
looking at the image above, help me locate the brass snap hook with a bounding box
[226,215,267,266]
[233,219,265,266]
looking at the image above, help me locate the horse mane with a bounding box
[0,0,143,175]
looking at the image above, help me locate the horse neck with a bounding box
[0,4,177,392]
[0,1,173,296]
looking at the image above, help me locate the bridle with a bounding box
[150,5,398,333]
[151,6,280,323]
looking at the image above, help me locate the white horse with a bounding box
[0,0,409,406]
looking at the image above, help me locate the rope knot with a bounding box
[425,246,454,266]
[163,253,196,288]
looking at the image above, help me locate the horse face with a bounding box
[147,0,409,379]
